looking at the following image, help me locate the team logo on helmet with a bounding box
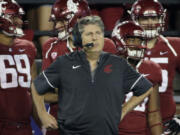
[51,52,58,59]
[65,0,79,20]
[67,0,79,14]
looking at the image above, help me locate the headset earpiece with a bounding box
[72,23,83,48]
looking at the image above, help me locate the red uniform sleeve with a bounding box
[42,37,58,70]
[103,38,117,54]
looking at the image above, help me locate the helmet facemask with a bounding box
[51,11,78,40]
[54,19,70,40]
[124,36,146,60]
[135,13,166,39]
[112,21,147,58]
[131,0,166,39]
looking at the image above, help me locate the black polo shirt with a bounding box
[34,51,152,135]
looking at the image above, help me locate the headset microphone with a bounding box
[84,43,94,48]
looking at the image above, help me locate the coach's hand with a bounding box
[40,112,58,130]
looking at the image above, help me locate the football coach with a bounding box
[31,15,153,135]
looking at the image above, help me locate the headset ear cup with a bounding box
[72,23,82,48]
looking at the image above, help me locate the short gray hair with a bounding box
[78,15,104,34]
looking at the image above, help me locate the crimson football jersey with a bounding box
[0,38,36,122]
[119,59,162,134]
[144,35,180,122]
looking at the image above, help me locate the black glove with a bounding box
[163,115,180,135]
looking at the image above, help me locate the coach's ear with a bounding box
[72,23,83,48]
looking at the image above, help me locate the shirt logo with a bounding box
[51,52,58,59]
[72,65,81,69]
[104,64,112,73]
[19,49,25,52]
[160,51,168,55]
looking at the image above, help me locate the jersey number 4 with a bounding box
[0,55,31,89]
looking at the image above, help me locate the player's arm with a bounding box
[148,84,163,135]
[30,61,43,127]
[121,87,153,121]
[31,83,58,129]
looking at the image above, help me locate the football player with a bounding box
[112,21,163,135]
[42,0,117,135]
[0,0,38,135]
[131,0,180,131]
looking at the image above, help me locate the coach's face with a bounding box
[81,24,104,53]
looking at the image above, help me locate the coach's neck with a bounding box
[85,51,102,72]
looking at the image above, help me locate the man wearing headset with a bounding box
[31,15,153,135]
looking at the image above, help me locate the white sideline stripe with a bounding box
[160,35,177,57]
[67,38,74,53]
[130,75,143,90]
[42,71,55,88]
[45,43,53,59]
